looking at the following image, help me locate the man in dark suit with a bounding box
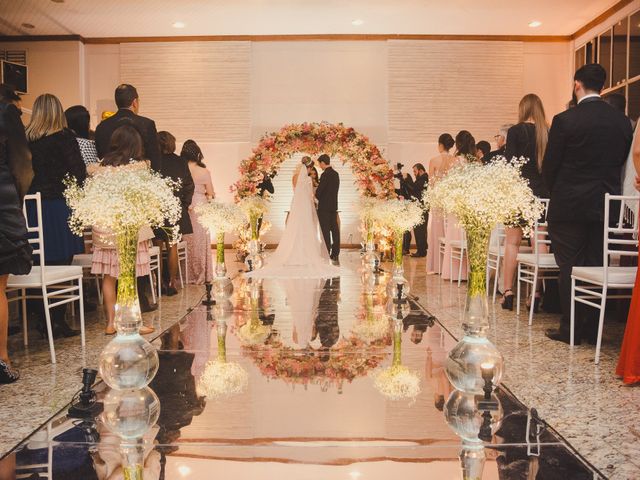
[542,64,633,344]
[95,84,162,171]
[315,154,340,263]
[401,163,429,257]
[483,124,511,164]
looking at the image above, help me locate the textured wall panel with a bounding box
[388,40,524,143]
[120,41,250,142]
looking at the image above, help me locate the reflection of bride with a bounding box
[247,158,340,279]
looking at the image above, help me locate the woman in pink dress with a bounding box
[182,140,215,284]
[90,126,154,335]
[426,133,455,274]
[441,130,477,281]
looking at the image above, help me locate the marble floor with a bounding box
[1,251,638,480]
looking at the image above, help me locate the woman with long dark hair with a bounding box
[182,140,214,284]
[90,125,155,335]
[65,105,99,166]
[501,93,549,311]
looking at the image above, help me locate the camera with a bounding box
[395,162,404,171]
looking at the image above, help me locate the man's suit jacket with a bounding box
[542,97,633,223]
[404,172,428,203]
[315,166,339,212]
[94,108,162,171]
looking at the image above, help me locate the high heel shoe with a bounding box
[527,296,541,314]
[0,360,20,384]
[501,289,514,311]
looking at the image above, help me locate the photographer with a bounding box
[257,171,275,234]
[394,162,412,255]
[399,163,429,257]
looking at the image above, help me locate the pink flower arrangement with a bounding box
[232,122,396,201]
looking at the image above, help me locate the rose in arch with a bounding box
[232,122,396,200]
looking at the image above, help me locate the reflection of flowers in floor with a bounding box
[197,360,249,400]
[373,364,421,401]
[350,300,391,345]
[244,337,385,391]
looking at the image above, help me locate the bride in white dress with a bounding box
[247,158,341,279]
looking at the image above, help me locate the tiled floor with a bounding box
[1,251,639,479]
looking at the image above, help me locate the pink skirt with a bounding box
[91,242,151,278]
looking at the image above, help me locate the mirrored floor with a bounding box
[4,254,605,479]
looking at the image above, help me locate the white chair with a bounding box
[486,224,506,302]
[7,193,85,364]
[570,194,638,364]
[516,199,558,325]
[148,244,161,303]
[177,240,188,286]
[437,216,449,275]
[449,231,467,286]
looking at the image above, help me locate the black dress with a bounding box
[0,102,32,276]
[157,153,195,237]
[505,122,550,199]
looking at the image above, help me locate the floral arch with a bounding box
[232,122,396,200]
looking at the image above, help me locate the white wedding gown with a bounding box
[246,167,341,279]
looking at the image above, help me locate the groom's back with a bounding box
[318,167,339,212]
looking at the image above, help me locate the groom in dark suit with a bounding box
[316,154,340,263]
[542,63,633,344]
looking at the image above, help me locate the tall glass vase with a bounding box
[215,231,226,277]
[244,216,264,271]
[213,232,233,299]
[361,221,380,272]
[386,232,410,300]
[99,226,159,390]
[445,227,504,394]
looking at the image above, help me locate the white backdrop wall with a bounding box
[5,38,572,244]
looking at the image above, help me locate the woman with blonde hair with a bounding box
[500,93,550,311]
[26,93,86,338]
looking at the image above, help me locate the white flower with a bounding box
[373,364,421,400]
[64,167,181,236]
[238,195,269,222]
[425,157,544,237]
[376,198,424,234]
[195,201,245,236]
[196,360,249,399]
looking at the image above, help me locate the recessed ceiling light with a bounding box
[21,23,35,29]
[528,20,542,28]
[50,0,65,3]
[352,19,364,26]
[172,21,186,29]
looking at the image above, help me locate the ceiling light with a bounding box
[21,23,35,29]
[352,19,364,26]
[177,465,191,476]
[50,0,65,3]
[172,21,186,29]
[528,20,542,28]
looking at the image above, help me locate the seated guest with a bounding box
[483,124,512,164]
[155,131,194,296]
[64,105,99,166]
[475,140,491,162]
[26,93,86,338]
[501,93,549,311]
[95,84,161,171]
[183,140,215,284]
[89,125,155,336]
[543,64,633,344]
[0,85,32,383]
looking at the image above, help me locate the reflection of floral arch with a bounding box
[232,122,395,200]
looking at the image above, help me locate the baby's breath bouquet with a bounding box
[372,320,420,401]
[64,166,180,331]
[195,201,244,275]
[376,198,424,272]
[238,195,269,241]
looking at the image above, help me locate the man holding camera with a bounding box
[398,163,429,257]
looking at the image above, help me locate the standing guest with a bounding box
[426,133,455,274]
[401,164,429,257]
[94,84,161,171]
[183,140,214,284]
[89,126,155,336]
[483,124,512,164]
[441,130,476,280]
[604,93,635,129]
[155,131,194,295]
[616,127,640,385]
[26,93,86,338]
[394,162,413,254]
[64,105,99,166]
[0,85,32,383]
[475,141,491,162]
[543,64,633,344]
[500,93,550,311]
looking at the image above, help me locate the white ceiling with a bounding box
[0,0,622,38]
